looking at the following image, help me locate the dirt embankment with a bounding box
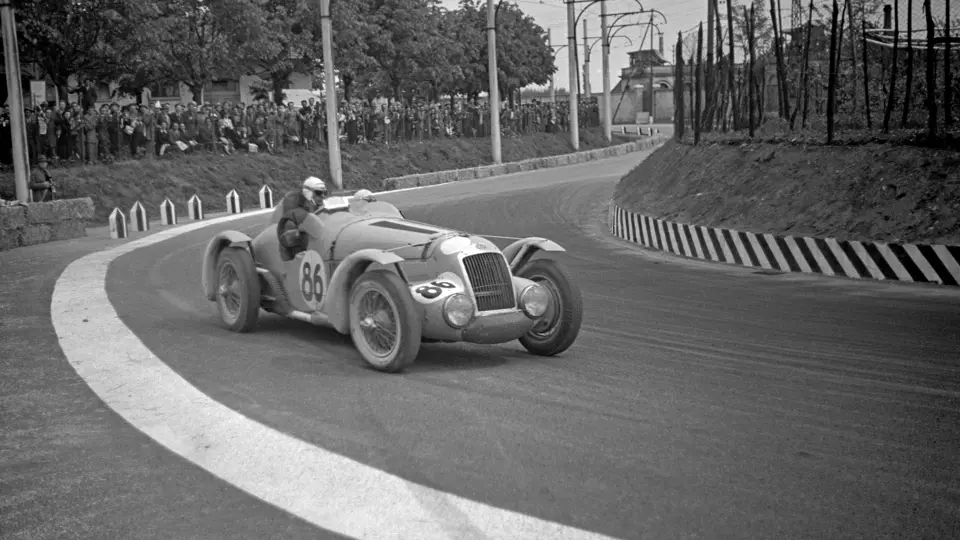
[614,139,960,245]
[1,128,615,224]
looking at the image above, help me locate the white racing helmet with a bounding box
[353,189,375,201]
[302,176,327,203]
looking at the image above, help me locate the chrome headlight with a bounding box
[519,283,550,318]
[442,293,475,328]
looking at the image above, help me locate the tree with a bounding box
[12,0,129,102]
[492,1,555,101]
[245,0,320,105]
[124,0,263,103]
[325,0,378,102]
[362,0,445,103]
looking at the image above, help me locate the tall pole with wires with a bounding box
[319,0,342,189]
[487,0,502,164]
[1,2,29,201]
[600,0,612,140]
[566,0,580,149]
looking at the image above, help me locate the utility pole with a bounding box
[648,15,656,123]
[566,0,580,149]
[548,28,556,103]
[487,0,502,163]
[319,0,342,189]
[583,19,591,97]
[1,2,30,202]
[600,0,612,140]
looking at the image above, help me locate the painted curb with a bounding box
[609,204,960,287]
[381,136,668,191]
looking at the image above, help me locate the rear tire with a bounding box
[516,258,583,356]
[348,270,422,372]
[215,247,261,332]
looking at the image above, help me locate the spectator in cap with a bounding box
[29,155,54,202]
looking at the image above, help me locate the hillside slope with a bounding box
[614,139,960,245]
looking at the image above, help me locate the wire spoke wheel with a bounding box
[349,270,422,373]
[356,289,400,358]
[214,247,260,333]
[218,262,243,321]
[527,273,562,339]
[516,258,583,357]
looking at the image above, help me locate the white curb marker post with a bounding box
[160,197,177,226]
[259,185,274,209]
[129,201,149,232]
[226,189,242,215]
[188,194,204,221]
[108,208,127,239]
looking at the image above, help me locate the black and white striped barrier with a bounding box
[109,208,127,239]
[188,194,204,221]
[130,201,149,232]
[160,197,177,226]
[259,185,274,209]
[610,204,960,287]
[226,189,242,214]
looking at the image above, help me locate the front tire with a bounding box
[348,269,422,372]
[215,247,261,332]
[516,258,583,356]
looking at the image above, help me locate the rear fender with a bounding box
[500,237,565,273]
[202,231,255,300]
[319,249,406,333]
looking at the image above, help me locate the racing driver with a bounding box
[277,176,328,256]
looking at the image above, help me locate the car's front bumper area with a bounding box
[460,309,537,344]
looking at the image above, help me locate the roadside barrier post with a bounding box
[160,197,177,226]
[129,201,149,232]
[188,194,204,221]
[259,185,274,209]
[109,208,127,239]
[226,189,242,214]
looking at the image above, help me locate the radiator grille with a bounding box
[462,253,515,312]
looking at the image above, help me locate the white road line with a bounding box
[50,196,622,540]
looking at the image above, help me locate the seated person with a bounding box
[277,176,328,258]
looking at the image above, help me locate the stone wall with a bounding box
[381,136,667,191]
[0,198,95,251]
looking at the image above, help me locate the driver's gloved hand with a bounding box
[279,229,301,248]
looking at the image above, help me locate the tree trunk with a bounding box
[695,23,703,144]
[862,19,872,129]
[883,0,900,132]
[343,75,354,103]
[799,0,814,129]
[189,84,204,105]
[726,0,739,130]
[827,0,839,143]
[923,0,937,140]
[944,0,952,127]
[901,0,914,128]
[747,5,756,137]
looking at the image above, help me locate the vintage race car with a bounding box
[200,191,583,372]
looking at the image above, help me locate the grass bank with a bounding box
[614,138,960,245]
[1,128,615,224]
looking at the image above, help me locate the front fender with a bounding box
[319,248,406,333]
[500,237,565,273]
[202,231,254,300]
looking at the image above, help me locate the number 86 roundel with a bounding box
[299,251,326,310]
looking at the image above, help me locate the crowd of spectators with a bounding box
[0,97,601,167]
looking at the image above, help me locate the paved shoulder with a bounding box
[0,238,342,540]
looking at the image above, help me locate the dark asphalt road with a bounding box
[3,147,959,539]
[98,150,960,539]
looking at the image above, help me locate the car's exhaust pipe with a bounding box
[288,310,331,327]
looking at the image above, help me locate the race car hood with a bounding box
[331,217,459,260]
